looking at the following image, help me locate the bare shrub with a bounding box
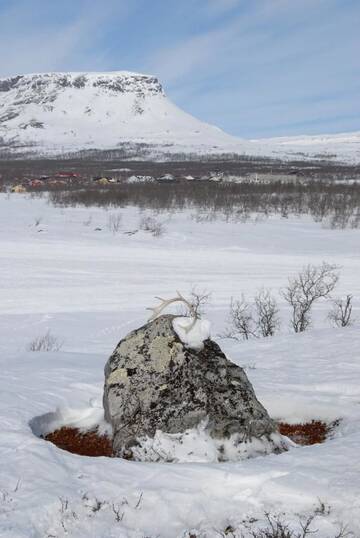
[48,180,360,229]
[223,289,279,341]
[188,503,350,537]
[27,330,63,352]
[255,288,280,337]
[83,214,92,226]
[107,212,122,234]
[249,511,315,538]
[139,215,156,231]
[139,215,166,237]
[248,514,350,538]
[223,295,258,341]
[282,262,339,333]
[177,287,211,318]
[33,216,42,227]
[239,504,350,538]
[328,294,354,327]
[151,220,166,237]
[112,503,124,522]
[189,288,211,318]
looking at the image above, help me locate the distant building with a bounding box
[28,179,43,188]
[11,185,27,193]
[158,173,175,181]
[97,177,109,185]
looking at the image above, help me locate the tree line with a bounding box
[48,180,360,228]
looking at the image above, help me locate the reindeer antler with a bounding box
[146,291,198,333]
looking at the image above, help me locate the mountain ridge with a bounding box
[0,70,359,163]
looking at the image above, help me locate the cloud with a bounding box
[0,0,134,76]
[145,0,360,136]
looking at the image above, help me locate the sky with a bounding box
[0,0,359,138]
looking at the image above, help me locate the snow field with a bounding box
[0,193,360,536]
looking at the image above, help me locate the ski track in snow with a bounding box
[0,194,360,537]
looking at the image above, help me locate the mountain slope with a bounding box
[253,131,360,165]
[0,71,239,156]
[0,70,359,162]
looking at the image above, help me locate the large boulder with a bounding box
[103,314,285,461]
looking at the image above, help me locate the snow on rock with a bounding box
[130,419,290,463]
[172,316,211,350]
[103,314,282,460]
[158,173,175,181]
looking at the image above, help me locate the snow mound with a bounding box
[172,317,211,350]
[30,402,112,438]
[130,419,290,463]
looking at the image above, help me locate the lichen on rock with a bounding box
[103,314,287,461]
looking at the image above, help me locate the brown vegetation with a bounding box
[44,420,337,458]
[278,420,338,445]
[44,427,113,457]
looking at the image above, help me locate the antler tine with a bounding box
[146,292,200,330]
[176,289,197,320]
[146,306,158,314]
[146,295,179,321]
[146,297,166,314]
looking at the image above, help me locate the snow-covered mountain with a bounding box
[0,71,239,156]
[0,70,359,163]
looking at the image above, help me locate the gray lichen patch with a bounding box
[106,368,129,386]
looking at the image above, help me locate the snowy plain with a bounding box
[0,193,360,537]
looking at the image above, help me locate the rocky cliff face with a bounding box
[0,72,164,105]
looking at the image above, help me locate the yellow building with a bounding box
[97,177,109,185]
[11,185,27,193]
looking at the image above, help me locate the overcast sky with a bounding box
[0,0,358,138]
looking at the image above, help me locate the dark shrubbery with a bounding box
[48,180,360,228]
